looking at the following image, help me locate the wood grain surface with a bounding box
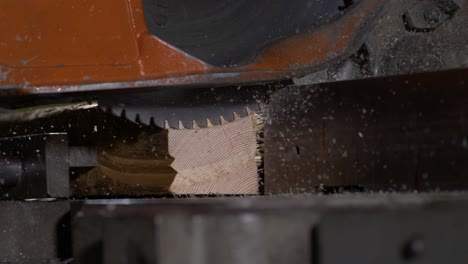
[168,116,259,194]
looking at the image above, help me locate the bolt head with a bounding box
[424,8,442,23]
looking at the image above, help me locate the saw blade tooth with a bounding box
[233,111,242,121]
[235,107,248,118]
[222,112,235,122]
[153,118,165,129]
[178,120,186,129]
[120,109,128,120]
[245,106,254,116]
[163,120,170,129]
[181,119,193,129]
[192,120,201,129]
[111,105,124,117]
[167,119,180,129]
[130,111,139,123]
[206,118,215,128]
[137,113,152,125]
[220,115,229,125]
[195,118,208,128]
[208,115,221,126]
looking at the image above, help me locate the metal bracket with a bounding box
[404,0,464,31]
[0,133,97,200]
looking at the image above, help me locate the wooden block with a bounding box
[168,116,259,194]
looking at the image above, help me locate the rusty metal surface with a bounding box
[0,0,385,94]
[265,69,468,194]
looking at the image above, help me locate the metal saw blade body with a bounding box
[99,84,278,129]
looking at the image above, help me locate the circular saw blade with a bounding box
[99,85,276,129]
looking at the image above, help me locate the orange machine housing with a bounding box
[0,0,384,95]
